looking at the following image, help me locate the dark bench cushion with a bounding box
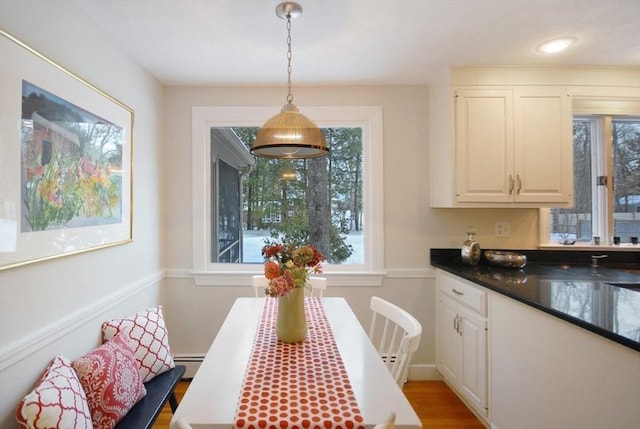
[115,365,186,429]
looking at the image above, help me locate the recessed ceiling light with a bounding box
[536,37,577,54]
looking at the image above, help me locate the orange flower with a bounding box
[262,242,325,297]
[264,261,280,280]
[262,244,282,258]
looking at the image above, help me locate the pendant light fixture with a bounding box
[251,2,329,159]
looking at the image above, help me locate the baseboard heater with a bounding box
[173,354,205,379]
[174,354,440,382]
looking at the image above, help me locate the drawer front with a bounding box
[437,270,487,316]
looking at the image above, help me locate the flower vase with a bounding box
[276,287,307,343]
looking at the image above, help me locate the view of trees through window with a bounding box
[550,118,640,244]
[220,127,364,264]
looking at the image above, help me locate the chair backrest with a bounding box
[373,411,396,429]
[368,296,422,387]
[251,275,269,297]
[174,417,194,429]
[307,276,327,297]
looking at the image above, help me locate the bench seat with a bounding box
[115,365,186,429]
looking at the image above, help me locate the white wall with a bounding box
[0,3,553,426]
[0,2,165,427]
[160,85,541,379]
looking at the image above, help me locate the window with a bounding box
[191,106,384,286]
[212,126,365,266]
[546,107,640,246]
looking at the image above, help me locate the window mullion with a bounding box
[603,116,615,243]
[591,117,608,241]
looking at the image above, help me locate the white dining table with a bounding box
[170,297,422,429]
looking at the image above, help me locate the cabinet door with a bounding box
[455,89,514,203]
[460,308,488,415]
[513,88,573,203]
[436,293,462,384]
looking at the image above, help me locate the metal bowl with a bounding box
[485,251,527,269]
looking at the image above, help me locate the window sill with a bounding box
[188,271,386,287]
[539,244,640,252]
[165,267,434,285]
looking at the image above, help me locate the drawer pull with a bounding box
[452,288,464,296]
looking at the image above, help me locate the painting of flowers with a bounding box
[21,81,123,232]
[1,29,133,270]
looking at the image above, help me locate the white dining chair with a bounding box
[368,296,422,387]
[174,417,194,429]
[251,275,269,297]
[307,276,327,297]
[373,411,396,429]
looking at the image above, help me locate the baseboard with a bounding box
[408,364,442,381]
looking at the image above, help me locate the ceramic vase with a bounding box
[276,287,307,343]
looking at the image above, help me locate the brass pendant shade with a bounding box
[252,102,328,159]
[251,2,329,160]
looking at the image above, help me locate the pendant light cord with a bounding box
[286,14,294,104]
[251,2,329,159]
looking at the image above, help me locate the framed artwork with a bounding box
[0,30,134,270]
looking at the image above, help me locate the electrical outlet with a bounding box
[495,221,511,237]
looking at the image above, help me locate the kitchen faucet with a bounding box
[591,254,608,268]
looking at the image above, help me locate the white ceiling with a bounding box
[75,0,640,86]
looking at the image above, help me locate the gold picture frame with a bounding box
[0,29,134,270]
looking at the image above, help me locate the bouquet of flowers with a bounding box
[261,243,324,297]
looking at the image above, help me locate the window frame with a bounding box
[539,97,640,249]
[191,106,385,286]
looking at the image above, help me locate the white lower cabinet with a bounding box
[435,270,488,421]
[436,269,640,429]
[490,293,640,429]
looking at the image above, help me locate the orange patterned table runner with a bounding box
[234,297,366,429]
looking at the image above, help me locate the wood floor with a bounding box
[153,380,485,429]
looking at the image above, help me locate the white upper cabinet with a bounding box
[429,67,640,208]
[513,88,573,203]
[454,88,514,204]
[453,86,572,206]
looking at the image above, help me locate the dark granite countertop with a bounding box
[430,249,640,352]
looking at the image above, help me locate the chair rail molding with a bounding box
[0,271,163,371]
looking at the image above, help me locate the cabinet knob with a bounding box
[508,175,514,195]
[516,174,522,194]
[452,288,464,296]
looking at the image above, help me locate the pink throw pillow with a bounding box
[102,305,175,382]
[16,354,93,428]
[72,333,146,429]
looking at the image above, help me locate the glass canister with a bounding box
[461,226,481,266]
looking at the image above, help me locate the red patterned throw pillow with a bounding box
[102,305,175,383]
[72,333,146,429]
[16,354,93,428]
